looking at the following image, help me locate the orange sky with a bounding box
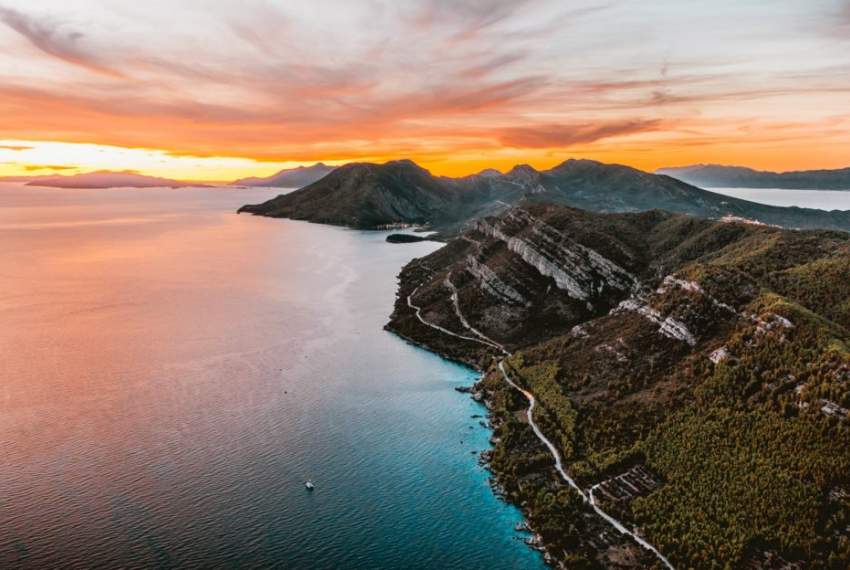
[1,1,849,181]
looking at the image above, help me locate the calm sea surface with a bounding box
[0,184,543,569]
[708,187,850,210]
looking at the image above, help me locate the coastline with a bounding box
[385,258,670,568]
[385,324,556,562]
[384,261,555,562]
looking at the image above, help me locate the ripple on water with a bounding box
[0,186,544,570]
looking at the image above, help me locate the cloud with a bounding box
[0,1,847,175]
[455,52,528,79]
[0,144,32,151]
[23,164,76,171]
[228,4,290,56]
[373,76,548,120]
[412,0,532,39]
[0,6,122,77]
[498,120,665,148]
[840,1,850,32]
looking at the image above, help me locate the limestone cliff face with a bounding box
[464,255,528,307]
[388,203,739,351]
[387,201,848,356]
[473,208,638,305]
[385,203,850,569]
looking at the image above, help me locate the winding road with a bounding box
[406,282,675,569]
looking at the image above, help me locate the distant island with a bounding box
[5,170,204,189]
[658,164,850,190]
[385,233,431,244]
[231,163,335,188]
[239,158,850,234]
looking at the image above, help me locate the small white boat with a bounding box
[305,480,315,490]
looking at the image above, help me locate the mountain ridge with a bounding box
[386,202,850,567]
[231,163,335,188]
[658,163,850,190]
[3,170,203,189]
[239,158,850,234]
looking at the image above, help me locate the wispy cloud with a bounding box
[23,164,76,171]
[0,0,848,175]
[498,120,665,148]
[839,0,850,33]
[0,5,122,76]
[411,0,533,41]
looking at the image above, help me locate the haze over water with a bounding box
[0,185,543,569]
[709,187,850,211]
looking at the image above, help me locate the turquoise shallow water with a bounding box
[0,185,544,569]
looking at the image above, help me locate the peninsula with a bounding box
[386,203,850,567]
[239,159,850,234]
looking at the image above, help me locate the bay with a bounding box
[0,184,542,569]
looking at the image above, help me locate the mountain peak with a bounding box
[233,162,335,188]
[549,158,607,171]
[239,158,850,233]
[507,164,538,175]
[505,164,540,183]
[476,168,502,178]
[383,158,429,172]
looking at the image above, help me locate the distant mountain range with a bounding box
[3,171,202,189]
[239,158,850,234]
[657,164,850,190]
[232,163,335,188]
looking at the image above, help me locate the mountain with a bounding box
[658,164,850,190]
[239,158,850,234]
[387,202,850,568]
[232,163,335,188]
[240,159,501,230]
[473,168,502,178]
[12,171,201,189]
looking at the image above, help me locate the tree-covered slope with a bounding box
[239,159,850,234]
[386,203,850,568]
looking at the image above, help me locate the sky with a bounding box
[0,0,849,181]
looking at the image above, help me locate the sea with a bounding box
[0,183,543,569]
[709,187,850,210]
[3,182,846,569]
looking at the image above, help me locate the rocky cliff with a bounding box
[386,203,850,568]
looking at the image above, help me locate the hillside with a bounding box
[239,159,520,230]
[658,164,850,190]
[387,203,850,568]
[238,159,850,234]
[232,163,335,188]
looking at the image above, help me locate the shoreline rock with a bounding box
[386,233,431,244]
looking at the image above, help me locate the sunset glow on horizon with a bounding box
[2,0,850,180]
